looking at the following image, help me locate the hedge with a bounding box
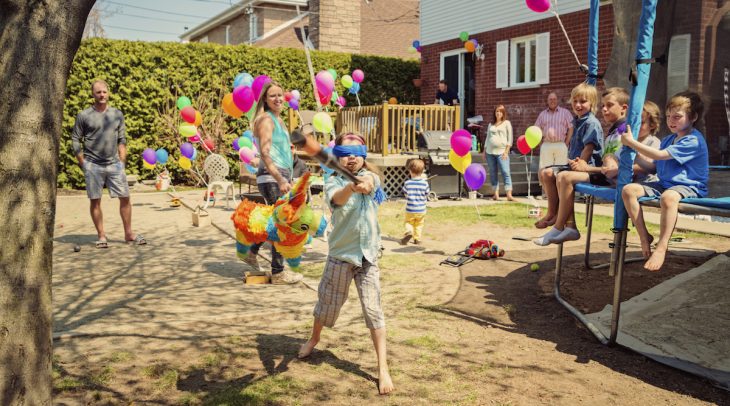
[60,38,420,188]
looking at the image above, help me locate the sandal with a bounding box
[95,239,109,249]
[126,235,147,245]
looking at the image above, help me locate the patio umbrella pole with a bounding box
[296,5,322,111]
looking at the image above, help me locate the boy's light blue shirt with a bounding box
[657,128,709,197]
[325,169,381,266]
[569,112,604,166]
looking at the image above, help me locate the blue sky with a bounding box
[94,0,237,42]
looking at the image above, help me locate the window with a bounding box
[249,13,259,42]
[496,32,549,89]
[667,34,690,97]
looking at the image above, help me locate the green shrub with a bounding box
[60,39,420,188]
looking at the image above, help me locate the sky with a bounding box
[93,0,238,42]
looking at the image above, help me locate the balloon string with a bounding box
[473,198,481,219]
[550,3,582,69]
[356,94,362,108]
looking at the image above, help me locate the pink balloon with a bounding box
[451,132,471,157]
[451,129,471,140]
[180,106,196,124]
[188,134,201,143]
[316,70,335,93]
[526,0,550,12]
[232,85,255,113]
[352,69,365,83]
[251,75,272,101]
[336,96,346,107]
[517,135,531,155]
[327,140,336,148]
[239,147,255,163]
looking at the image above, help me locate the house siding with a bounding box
[420,5,614,138]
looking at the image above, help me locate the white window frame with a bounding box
[667,34,690,98]
[496,32,549,90]
[510,35,538,87]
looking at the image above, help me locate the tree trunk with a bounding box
[0,1,94,404]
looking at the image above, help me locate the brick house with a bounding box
[418,0,730,165]
[179,0,420,59]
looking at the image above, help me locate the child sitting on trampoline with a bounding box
[620,91,709,271]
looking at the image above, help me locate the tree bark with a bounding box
[0,1,94,404]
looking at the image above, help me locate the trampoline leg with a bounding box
[584,195,594,269]
[609,229,628,345]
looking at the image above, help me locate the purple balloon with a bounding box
[142,148,157,165]
[232,85,255,113]
[450,130,472,156]
[470,39,478,47]
[464,163,487,190]
[251,75,272,101]
[180,142,195,159]
[232,138,241,151]
[288,99,299,111]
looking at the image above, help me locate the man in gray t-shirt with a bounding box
[72,80,146,247]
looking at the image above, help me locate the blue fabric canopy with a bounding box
[586,0,600,86]
[613,0,658,229]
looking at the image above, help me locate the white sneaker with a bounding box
[271,269,304,285]
[552,227,581,244]
[533,227,563,246]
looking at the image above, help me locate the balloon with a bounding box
[251,75,272,101]
[242,129,253,140]
[464,163,487,190]
[327,68,338,80]
[336,96,346,107]
[388,97,398,105]
[190,148,198,161]
[288,99,299,110]
[327,140,336,148]
[464,41,475,53]
[348,82,360,94]
[155,148,169,165]
[176,96,192,110]
[341,75,353,89]
[412,40,420,48]
[470,38,478,47]
[284,91,292,101]
[143,161,156,170]
[450,129,472,156]
[232,85,255,113]
[352,69,364,83]
[516,135,531,155]
[449,150,471,173]
[238,136,253,149]
[312,112,333,134]
[222,93,243,118]
[193,110,202,127]
[525,125,543,148]
[142,148,157,165]
[202,138,215,152]
[316,70,335,97]
[291,89,301,100]
[188,134,201,143]
[318,90,332,106]
[232,138,241,151]
[180,142,194,159]
[245,163,257,174]
[459,31,469,42]
[178,156,191,170]
[179,123,197,138]
[526,0,551,13]
[239,147,255,163]
[416,46,422,53]
[180,106,196,124]
[233,72,253,88]
[245,103,257,121]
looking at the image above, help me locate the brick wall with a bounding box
[261,7,299,34]
[310,0,361,53]
[360,0,420,59]
[700,1,730,164]
[420,5,614,138]
[257,16,309,50]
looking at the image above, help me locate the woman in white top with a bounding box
[484,105,514,201]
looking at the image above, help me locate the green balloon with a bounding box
[327,68,338,80]
[459,31,469,42]
[341,75,353,89]
[238,137,253,149]
[177,96,192,110]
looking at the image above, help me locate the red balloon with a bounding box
[202,138,215,152]
[517,135,531,154]
[180,106,196,124]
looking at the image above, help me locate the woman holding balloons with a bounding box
[248,80,302,285]
[484,105,515,201]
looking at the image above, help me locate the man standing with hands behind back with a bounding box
[535,91,574,198]
[72,79,146,248]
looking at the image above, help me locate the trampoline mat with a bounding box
[586,254,730,390]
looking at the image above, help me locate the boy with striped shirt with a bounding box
[400,159,430,245]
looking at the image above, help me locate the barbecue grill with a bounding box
[418,130,463,199]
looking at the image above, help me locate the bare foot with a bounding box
[644,247,666,271]
[298,338,318,359]
[378,369,394,395]
[640,234,654,258]
[506,194,516,202]
[534,215,555,229]
[491,194,500,201]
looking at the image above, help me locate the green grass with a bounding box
[298,261,326,279]
[403,334,442,351]
[203,375,306,406]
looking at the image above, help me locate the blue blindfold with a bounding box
[332,145,367,158]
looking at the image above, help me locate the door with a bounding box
[440,50,476,128]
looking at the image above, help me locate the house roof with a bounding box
[179,0,308,41]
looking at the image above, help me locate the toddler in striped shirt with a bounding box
[400,158,430,245]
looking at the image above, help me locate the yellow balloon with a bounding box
[312,112,333,133]
[449,150,471,174]
[143,161,155,170]
[180,123,197,137]
[179,156,192,170]
[193,110,202,127]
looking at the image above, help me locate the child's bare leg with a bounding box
[298,318,324,358]
[554,171,589,230]
[645,190,681,271]
[536,168,557,228]
[621,184,653,258]
[370,327,394,395]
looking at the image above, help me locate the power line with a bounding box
[103,24,182,35]
[116,11,200,24]
[99,0,211,19]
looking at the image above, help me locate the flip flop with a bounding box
[126,235,147,245]
[95,239,109,249]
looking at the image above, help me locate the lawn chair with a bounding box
[202,153,235,209]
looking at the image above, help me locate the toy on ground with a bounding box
[231,172,327,271]
[440,239,505,267]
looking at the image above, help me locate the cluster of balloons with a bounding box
[231,129,259,170]
[178,141,200,170]
[340,69,364,97]
[142,148,170,170]
[526,0,551,13]
[176,96,205,144]
[449,129,487,191]
[516,126,544,155]
[408,40,423,53]
[222,72,272,120]
[284,89,302,110]
[457,31,479,53]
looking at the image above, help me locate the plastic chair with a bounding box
[202,153,235,209]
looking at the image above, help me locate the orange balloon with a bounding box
[193,110,202,126]
[388,97,398,105]
[222,93,243,118]
[464,41,475,53]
